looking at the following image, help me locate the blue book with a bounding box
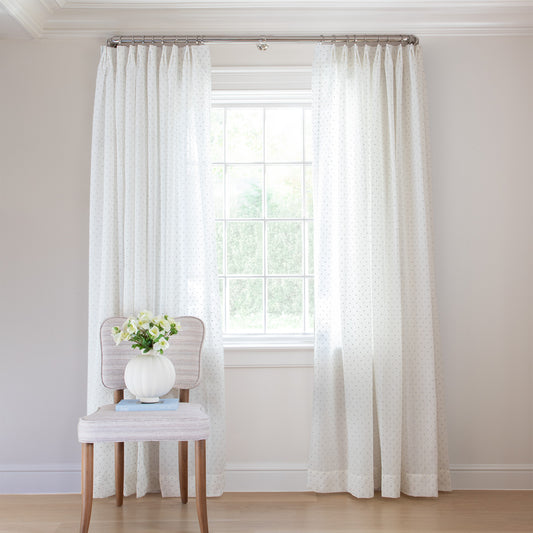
[116,398,180,411]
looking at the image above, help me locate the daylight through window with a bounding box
[211,105,314,335]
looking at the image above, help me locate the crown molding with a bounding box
[56,0,533,7]
[1,1,532,39]
[0,0,48,36]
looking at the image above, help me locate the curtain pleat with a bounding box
[308,43,451,498]
[88,44,225,498]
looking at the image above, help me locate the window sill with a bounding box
[223,335,314,368]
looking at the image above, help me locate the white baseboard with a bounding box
[224,463,533,492]
[450,464,533,490]
[0,464,81,494]
[1,463,532,494]
[225,463,309,492]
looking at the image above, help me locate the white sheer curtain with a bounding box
[308,43,451,498]
[88,44,225,498]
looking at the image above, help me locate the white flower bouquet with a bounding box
[112,310,181,354]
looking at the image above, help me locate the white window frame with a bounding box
[212,68,314,354]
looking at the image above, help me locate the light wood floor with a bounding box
[0,491,531,532]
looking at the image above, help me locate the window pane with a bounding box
[227,165,263,219]
[267,278,303,332]
[304,164,313,218]
[211,107,224,162]
[266,165,302,219]
[265,108,303,162]
[212,164,224,219]
[212,104,314,336]
[304,108,313,162]
[305,278,314,333]
[226,108,263,162]
[228,278,263,333]
[267,221,302,275]
[216,221,224,275]
[227,221,263,275]
[305,221,314,276]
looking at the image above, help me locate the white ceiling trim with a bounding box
[1,0,532,39]
[40,0,61,10]
[57,1,533,7]
[0,0,48,36]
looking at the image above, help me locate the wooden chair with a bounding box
[78,316,209,533]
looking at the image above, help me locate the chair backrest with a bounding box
[100,316,205,391]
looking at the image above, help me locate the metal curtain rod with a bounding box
[107,34,419,48]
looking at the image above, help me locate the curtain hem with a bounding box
[308,468,452,498]
[95,473,225,499]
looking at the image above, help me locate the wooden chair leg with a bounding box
[179,441,188,504]
[80,443,94,533]
[195,440,208,533]
[115,442,124,507]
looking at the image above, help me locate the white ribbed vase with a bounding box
[124,351,176,403]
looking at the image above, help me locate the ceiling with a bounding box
[0,0,532,40]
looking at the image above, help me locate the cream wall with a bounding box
[0,36,531,493]
[425,37,533,471]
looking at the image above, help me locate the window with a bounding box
[211,105,314,339]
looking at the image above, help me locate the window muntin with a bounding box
[211,105,314,336]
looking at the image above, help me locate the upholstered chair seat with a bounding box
[78,403,209,443]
